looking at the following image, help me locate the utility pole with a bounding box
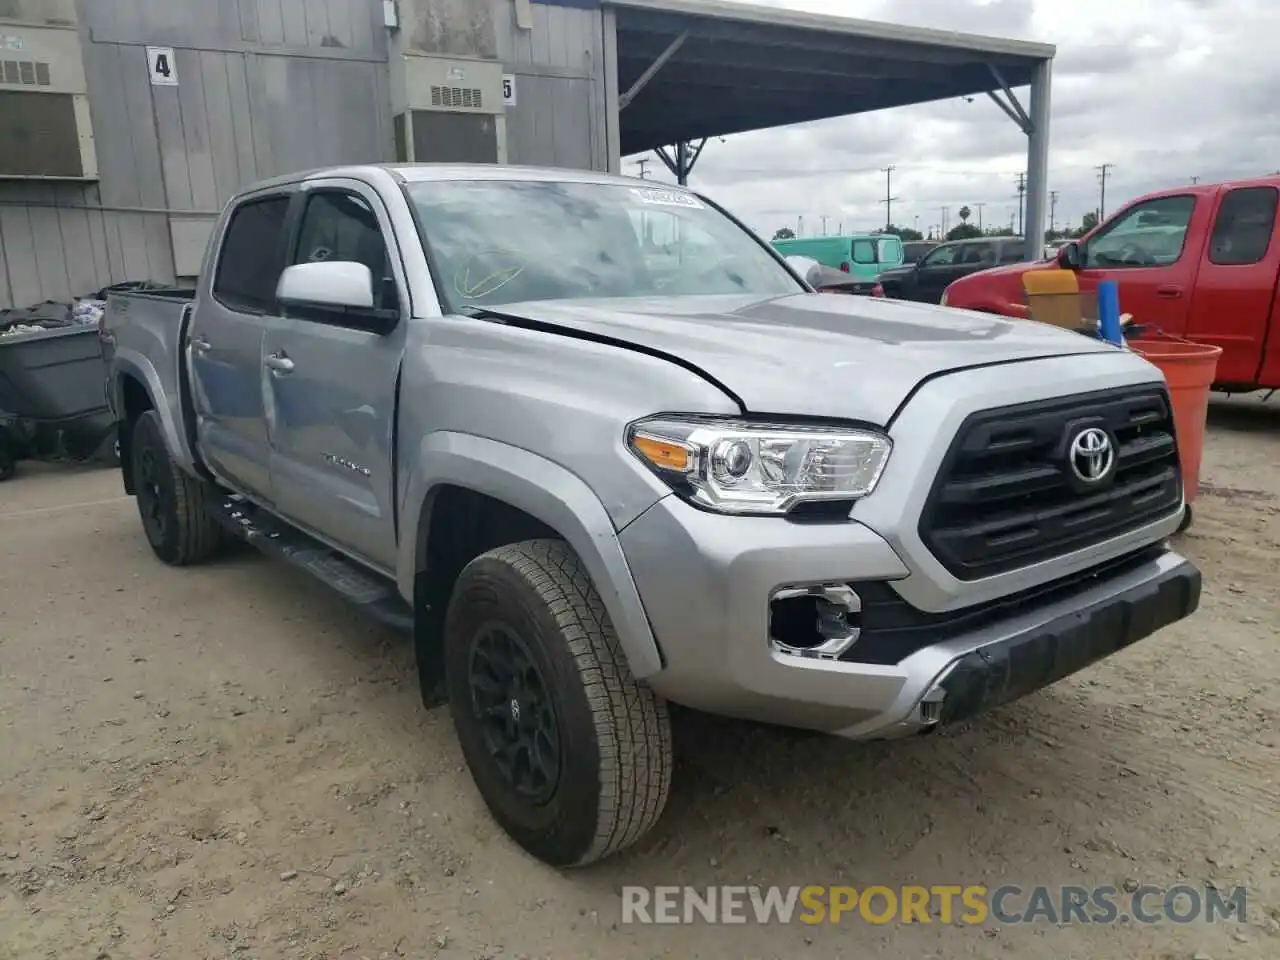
[1096,163,1114,220]
[1009,210,1016,232]
[1048,190,1059,235]
[820,215,829,236]
[635,158,650,180]
[913,215,920,232]
[797,215,804,237]
[880,166,899,231]
[1014,172,1027,237]
[1190,176,1200,184]
[974,202,985,233]
[940,206,949,236]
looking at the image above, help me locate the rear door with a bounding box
[1184,185,1280,384]
[1075,192,1207,335]
[188,192,293,499]
[266,180,408,570]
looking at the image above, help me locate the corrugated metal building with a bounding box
[0,0,608,308]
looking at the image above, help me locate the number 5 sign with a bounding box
[147,46,178,86]
[502,74,516,106]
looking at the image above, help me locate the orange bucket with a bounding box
[1127,337,1222,504]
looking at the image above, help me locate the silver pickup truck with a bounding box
[103,163,1201,867]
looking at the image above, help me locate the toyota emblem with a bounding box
[1069,427,1115,483]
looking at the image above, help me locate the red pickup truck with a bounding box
[942,177,1280,391]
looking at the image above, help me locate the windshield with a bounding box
[405,179,802,311]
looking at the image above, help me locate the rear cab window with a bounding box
[212,195,292,313]
[850,239,878,265]
[1208,186,1277,265]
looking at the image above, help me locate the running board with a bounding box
[207,494,414,634]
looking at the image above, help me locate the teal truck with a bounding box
[772,234,905,292]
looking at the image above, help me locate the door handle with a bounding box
[264,353,295,374]
[190,335,211,353]
[1156,285,1183,299]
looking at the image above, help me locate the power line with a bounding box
[1014,172,1027,237]
[1096,163,1114,220]
[881,165,900,230]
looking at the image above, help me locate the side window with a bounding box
[1208,187,1277,266]
[292,191,397,311]
[999,243,1025,264]
[876,237,901,263]
[922,245,957,267]
[212,196,291,313]
[959,242,996,266]
[850,239,877,265]
[1084,195,1196,268]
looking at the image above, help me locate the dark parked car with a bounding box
[878,237,1025,304]
[902,240,938,265]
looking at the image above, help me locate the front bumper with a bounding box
[620,497,1200,739]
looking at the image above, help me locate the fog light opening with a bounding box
[770,584,862,660]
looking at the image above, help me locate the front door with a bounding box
[188,193,293,499]
[1184,184,1280,384]
[1074,192,1206,336]
[267,182,407,571]
[915,245,968,302]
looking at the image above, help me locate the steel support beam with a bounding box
[654,138,708,185]
[619,30,688,110]
[986,62,1033,134]
[1022,59,1052,261]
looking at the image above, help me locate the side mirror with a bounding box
[277,261,376,310]
[1057,241,1082,270]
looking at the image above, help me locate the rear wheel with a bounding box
[130,410,222,565]
[444,539,672,867]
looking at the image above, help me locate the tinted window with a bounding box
[958,242,997,266]
[1208,187,1277,266]
[293,191,397,310]
[1084,195,1195,268]
[406,180,800,309]
[999,242,1025,264]
[213,196,291,312]
[903,241,935,263]
[921,245,958,267]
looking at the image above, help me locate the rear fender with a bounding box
[397,432,665,680]
[110,350,197,473]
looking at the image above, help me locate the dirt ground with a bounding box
[2,398,1278,960]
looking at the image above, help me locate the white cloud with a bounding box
[625,0,1280,239]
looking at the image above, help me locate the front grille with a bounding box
[840,545,1166,666]
[919,385,1181,580]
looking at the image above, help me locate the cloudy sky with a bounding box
[625,0,1280,240]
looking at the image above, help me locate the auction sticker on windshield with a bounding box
[631,188,704,209]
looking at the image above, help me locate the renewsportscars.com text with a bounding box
[621,884,1247,926]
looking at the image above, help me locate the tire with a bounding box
[130,410,222,565]
[444,539,672,867]
[1177,503,1193,533]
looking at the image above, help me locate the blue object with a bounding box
[1097,280,1123,345]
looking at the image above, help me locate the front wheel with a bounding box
[444,539,672,867]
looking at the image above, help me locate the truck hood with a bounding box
[485,293,1117,425]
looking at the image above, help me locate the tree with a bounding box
[772,227,796,241]
[881,223,924,242]
[958,205,972,224]
[946,223,983,241]
[1080,211,1099,233]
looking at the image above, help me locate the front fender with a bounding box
[396,432,665,680]
[110,349,196,472]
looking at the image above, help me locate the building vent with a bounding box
[0,24,96,180]
[429,85,484,110]
[1,59,53,86]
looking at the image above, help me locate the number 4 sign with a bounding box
[147,46,178,86]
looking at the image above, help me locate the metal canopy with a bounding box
[610,0,1054,155]
[602,0,1056,260]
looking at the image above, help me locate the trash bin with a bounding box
[1128,336,1222,526]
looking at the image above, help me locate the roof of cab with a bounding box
[240,163,663,194]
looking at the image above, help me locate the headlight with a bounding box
[627,416,892,515]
